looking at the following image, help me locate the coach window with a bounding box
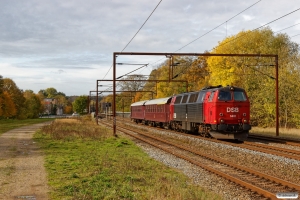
[208,91,215,102]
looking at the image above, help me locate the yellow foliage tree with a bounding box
[207,27,300,127]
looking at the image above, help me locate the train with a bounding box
[130,85,251,140]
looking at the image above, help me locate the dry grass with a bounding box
[40,118,111,140]
[55,119,79,123]
[251,127,300,138]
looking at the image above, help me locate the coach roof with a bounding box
[131,100,147,107]
[144,97,172,105]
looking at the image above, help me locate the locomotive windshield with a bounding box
[218,91,232,101]
[233,91,247,101]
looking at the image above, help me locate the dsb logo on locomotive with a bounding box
[227,107,239,112]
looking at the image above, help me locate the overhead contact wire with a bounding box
[97,0,163,92]
[175,0,262,52]
[100,0,163,82]
[212,7,300,51]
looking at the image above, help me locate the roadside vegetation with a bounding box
[0,118,54,135]
[250,127,300,139]
[34,118,221,200]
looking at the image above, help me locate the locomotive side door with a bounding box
[203,91,213,123]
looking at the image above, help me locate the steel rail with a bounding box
[119,124,300,192]
[249,134,300,147]
[244,141,300,156]
[99,120,299,199]
[122,117,300,161]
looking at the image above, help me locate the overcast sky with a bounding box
[0,0,299,96]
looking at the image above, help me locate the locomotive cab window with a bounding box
[208,91,215,102]
[234,91,247,101]
[197,91,206,102]
[217,91,232,101]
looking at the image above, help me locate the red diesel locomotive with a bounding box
[130,85,251,140]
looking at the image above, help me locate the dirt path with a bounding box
[0,122,51,200]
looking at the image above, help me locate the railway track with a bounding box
[241,141,300,161]
[117,117,300,162]
[100,119,300,200]
[248,134,300,148]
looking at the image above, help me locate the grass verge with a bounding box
[34,119,221,200]
[0,118,54,135]
[250,127,300,139]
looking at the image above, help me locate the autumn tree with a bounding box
[2,78,26,119]
[207,27,300,128]
[0,91,17,118]
[0,75,3,94]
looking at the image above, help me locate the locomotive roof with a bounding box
[144,97,172,105]
[200,85,244,91]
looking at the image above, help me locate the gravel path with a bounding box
[0,123,50,200]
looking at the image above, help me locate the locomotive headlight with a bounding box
[220,119,225,123]
[243,119,248,123]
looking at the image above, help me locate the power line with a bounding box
[120,0,163,53]
[291,33,300,38]
[99,0,163,83]
[274,22,300,33]
[212,7,300,51]
[143,0,262,72]
[175,0,262,52]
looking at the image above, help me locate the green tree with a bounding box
[72,96,88,114]
[45,87,58,98]
[23,90,43,118]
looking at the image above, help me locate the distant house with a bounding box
[43,98,53,114]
